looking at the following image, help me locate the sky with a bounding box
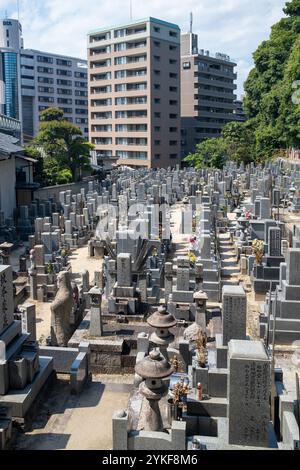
[1,0,288,97]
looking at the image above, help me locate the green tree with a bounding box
[244,0,300,159]
[184,138,226,169]
[27,107,93,184]
[221,121,255,165]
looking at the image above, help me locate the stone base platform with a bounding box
[0,357,54,426]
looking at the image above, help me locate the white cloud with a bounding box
[2,0,287,96]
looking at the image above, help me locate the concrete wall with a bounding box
[34,180,93,202]
[0,156,16,218]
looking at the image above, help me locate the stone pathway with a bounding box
[14,375,133,450]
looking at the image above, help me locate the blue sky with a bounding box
[1,0,287,97]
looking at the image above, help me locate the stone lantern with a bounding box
[88,285,103,337]
[135,349,173,431]
[147,306,177,359]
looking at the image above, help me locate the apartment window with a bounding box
[37,66,53,74]
[155,140,160,145]
[155,154,161,159]
[92,98,112,106]
[22,85,35,90]
[76,109,88,115]
[74,71,87,79]
[21,75,34,80]
[38,86,54,93]
[170,154,177,159]
[169,59,177,64]
[21,54,34,59]
[56,58,72,67]
[38,77,54,84]
[154,112,161,118]
[37,55,53,63]
[6,29,9,38]
[115,96,147,105]
[114,42,127,52]
[115,70,126,79]
[93,124,112,132]
[57,98,72,104]
[115,56,127,65]
[57,88,72,95]
[39,96,55,103]
[170,127,178,132]
[59,107,73,113]
[169,45,177,51]
[75,81,87,88]
[57,69,72,76]
[90,32,111,43]
[169,72,178,78]
[76,118,88,125]
[154,98,160,104]
[91,72,112,81]
[57,79,72,86]
[91,85,112,93]
[75,99,88,106]
[170,86,177,92]
[169,113,178,119]
[39,106,48,111]
[153,26,160,33]
[154,55,160,61]
[91,112,112,119]
[183,61,191,70]
[169,31,178,37]
[154,126,160,132]
[154,84,160,90]
[22,65,34,70]
[170,140,178,146]
[75,90,88,96]
[114,29,126,38]
[154,41,160,47]
[154,70,160,76]
[170,100,177,105]
[115,110,147,118]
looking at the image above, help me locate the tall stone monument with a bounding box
[228,340,270,448]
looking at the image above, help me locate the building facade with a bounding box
[0,19,23,121]
[20,49,88,140]
[88,17,181,169]
[0,19,88,142]
[233,99,246,122]
[181,32,237,157]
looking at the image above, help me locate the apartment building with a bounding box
[0,19,88,142]
[233,99,246,122]
[181,32,237,157]
[21,50,88,140]
[88,17,181,169]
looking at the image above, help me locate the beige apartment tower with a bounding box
[88,17,181,169]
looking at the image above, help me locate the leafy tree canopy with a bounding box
[27,107,93,185]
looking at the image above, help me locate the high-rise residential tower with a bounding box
[88,17,181,169]
[181,32,237,157]
[0,19,88,142]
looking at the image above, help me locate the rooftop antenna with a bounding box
[190,12,193,33]
[5,10,8,19]
[130,0,133,21]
